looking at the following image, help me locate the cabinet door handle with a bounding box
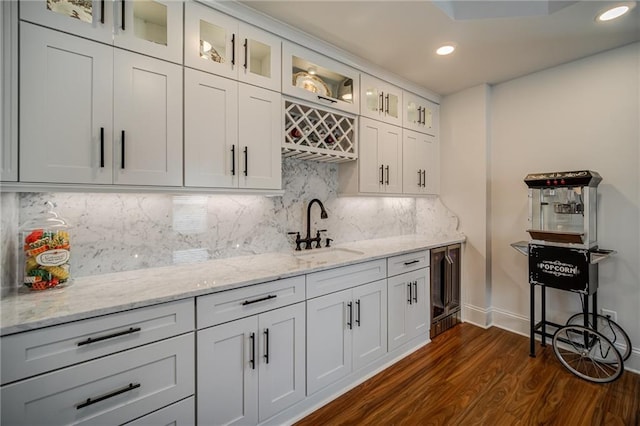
[121,0,125,31]
[413,281,418,303]
[77,382,140,409]
[355,299,361,326]
[100,0,105,24]
[378,92,383,112]
[231,34,236,66]
[404,259,420,266]
[264,328,270,364]
[379,164,384,184]
[241,294,277,306]
[120,130,125,169]
[385,94,390,114]
[417,169,422,187]
[100,127,105,168]
[249,332,256,369]
[347,301,353,329]
[407,283,412,305]
[243,146,248,176]
[385,165,390,185]
[317,95,337,104]
[243,38,248,70]
[231,145,236,176]
[422,170,426,187]
[77,326,141,346]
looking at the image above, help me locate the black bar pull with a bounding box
[378,92,383,112]
[264,328,269,364]
[422,170,426,187]
[243,38,248,70]
[243,146,248,176]
[404,259,420,266]
[385,165,390,185]
[121,0,125,31]
[317,95,337,104]
[77,327,141,347]
[407,283,412,305]
[100,0,105,24]
[385,94,390,114]
[231,34,236,66]
[417,169,422,187]
[355,299,361,327]
[249,332,256,369]
[347,302,353,329]
[121,130,125,169]
[241,294,277,306]
[76,383,140,409]
[413,281,418,303]
[100,127,105,168]
[379,164,384,184]
[231,145,236,176]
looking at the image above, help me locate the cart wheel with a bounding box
[566,313,632,362]
[553,325,623,383]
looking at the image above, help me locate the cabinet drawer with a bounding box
[124,396,194,426]
[1,333,195,426]
[197,276,305,329]
[387,250,430,277]
[1,299,194,385]
[306,259,387,299]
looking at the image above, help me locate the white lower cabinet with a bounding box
[1,333,194,425]
[306,279,387,395]
[388,268,430,351]
[197,302,305,425]
[124,396,195,426]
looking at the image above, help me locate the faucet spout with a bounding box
[305,199,328,249]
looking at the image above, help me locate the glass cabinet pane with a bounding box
[199,20,227,63]
[407,101,419,124]
[46,0,93,23]
[386,93,399,119]
[248,39,270,78]
[291,55,354,104]
[133,0,167,46]
[364,86,381,113]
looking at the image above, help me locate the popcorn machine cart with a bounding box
[511,170,630,383]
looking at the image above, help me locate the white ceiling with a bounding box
[239,0,640,96]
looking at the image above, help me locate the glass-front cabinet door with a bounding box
[184,2,281,92]
[114,0,183,64]
[403,90,439,136]
[282,42,359,115]
[360,74,402,126]
[20,0,115,44]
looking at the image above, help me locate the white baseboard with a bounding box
[462,303,492,328]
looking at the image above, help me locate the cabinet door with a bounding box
[352,280,387,371]
[387,272,412,351]
[114,0,183,64]
[238,22,281,92]
[306,289,352,395]
[184,1,237,80]
[197,317,258,426]
[123,396,195,426]
[403,129,438,195]
[1,0,18,182]
[238,84,282,189]
[258,303,306,422]
[359,118,402,194]
[379,123,403,193]
[360,74,402,126]
[403,91,439,136]
[20,0,114,45]
[407,269,430,340]
[184,68,238,188]
[113,50,182,186]
[447,244,461,313]
[430,247,447,323]
[20,23,113,184]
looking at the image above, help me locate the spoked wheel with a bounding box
[553,325,623,383]
[566,313,632,362]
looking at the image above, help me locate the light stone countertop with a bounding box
[0,234,465,336]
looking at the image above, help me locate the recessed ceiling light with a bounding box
[596,4,633,22]
[436,45,456,56]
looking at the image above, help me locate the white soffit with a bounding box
[433,1,578,20]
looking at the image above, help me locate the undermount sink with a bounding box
[293,247,365,262]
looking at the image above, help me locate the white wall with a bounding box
[440,84,491,326]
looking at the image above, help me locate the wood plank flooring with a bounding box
[295,324,640,426]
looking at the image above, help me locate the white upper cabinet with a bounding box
[282,42,359,115]
[184,2,281,92]
[1,0,18,182]
[360,74,402,127]
[403,129,440,196]
[403,91,439,136]
[21,0,183,64]
[358,117,402,194]
[113,0,183,64]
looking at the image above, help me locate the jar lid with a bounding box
[19,201,70,231]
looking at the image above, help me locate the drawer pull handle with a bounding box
[242,294,277,306]
[77,327,141,347]
[317,95,337,104]
[76,382,140,409]
[403,260,420,266]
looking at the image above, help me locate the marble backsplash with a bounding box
[1,158,459,294]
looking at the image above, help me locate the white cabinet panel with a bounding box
[1,0,18,182]
[403,91,439,136]
[387,249,430,277]
[358,117,402,194]
[113,49,182,186]
[352,279,387,371]
[361,74,402,126]
[388,267,429,351]
[123,396,195,426]
[19,23,113,184]
[306,259,386,299]
[403,129,439,195]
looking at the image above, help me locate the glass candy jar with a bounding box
[19,202,71,290]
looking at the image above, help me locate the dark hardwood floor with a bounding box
[295,324,640,426]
